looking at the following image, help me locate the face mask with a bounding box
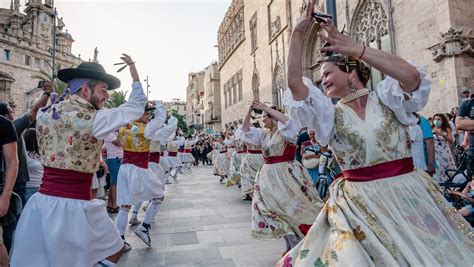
[434,120,442,127]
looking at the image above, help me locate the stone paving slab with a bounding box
[118,165,284,266]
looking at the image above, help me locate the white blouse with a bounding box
[283,64,431,170]
[283,64,430,146]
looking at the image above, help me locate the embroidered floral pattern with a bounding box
[37,96,103,173]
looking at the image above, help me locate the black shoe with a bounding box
[243,194,252,201]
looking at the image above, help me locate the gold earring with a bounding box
[348,79,356,93]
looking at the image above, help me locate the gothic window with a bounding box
[224,85,228,108]
[3,50,10,61]
[252,72,260,101]
[250,12,258,52]
[273,65,285,111]
[237,70,243,101]
[24,55,31,66]
[223,69,243,107]
[350,0,390,90]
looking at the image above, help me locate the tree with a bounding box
[170,109,188,134]
[32,70,68,95]
[105,90,128,108]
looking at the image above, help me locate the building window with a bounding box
[25,55,31,66]
[3,49,10,61]
[249,12,258,52]
[35,58,41,68]
[223,69,243,108]
[252,72,260,101]
[273,65,285,111]
[350,0,390,90]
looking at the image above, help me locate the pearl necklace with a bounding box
[339,88,370,104]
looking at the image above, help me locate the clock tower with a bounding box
[24,0,54,49]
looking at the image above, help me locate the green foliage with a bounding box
[32,70,67,95]
[105,90,128,108]
[170,109,188,134]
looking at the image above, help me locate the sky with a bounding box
[1,0,231,101]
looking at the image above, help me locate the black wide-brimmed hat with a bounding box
[58,62,121,90]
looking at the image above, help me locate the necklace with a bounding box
[339,88,370,104]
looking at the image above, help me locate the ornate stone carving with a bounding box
[429,27,474,62]
[270,15,281,39]
[217,0,245,68]
[273,62,285,109]
[350,0,388,44]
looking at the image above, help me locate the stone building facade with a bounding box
[202,61,222,132]
[0,0,82,115]
[185,71,205,131]
[164,99,186,117]
[217,0,474,128]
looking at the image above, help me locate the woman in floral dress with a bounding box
[212,134,230,183]
[432,113,456,183]
[278,1,473,266]
[237,101,323,253]
[226,138,247,187]
[239,140,264,200]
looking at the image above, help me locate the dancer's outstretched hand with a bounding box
[293,0,315,34]
[251,100,269,112]
[120,53,140,82]
[318,18,364,58]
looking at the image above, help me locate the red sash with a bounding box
[122,151,150,169]
[160,151,164,156]
[39,167,93,200]
[220,150,228,154]
[168,151,178,157]
[342,157,414,182]
[149,152,161,164]
[264,143,296,164]
[237,150,246,154]
[247,149,262,154]
[183,149,192,153]
[179,148,184,153]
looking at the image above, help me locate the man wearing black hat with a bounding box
[11,54,147,267]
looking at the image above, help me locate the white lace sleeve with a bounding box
[376,63,431,125]
[283,77,335,146]
[92,82,147,139]
[144,116,177,142]
[277,118,300,144]
[235,126,263,146]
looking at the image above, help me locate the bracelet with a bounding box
[127,61,135,66]
[43,92,51,97]
[357,45,366,60]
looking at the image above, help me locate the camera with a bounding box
[252,108,263,114]
[37,80,45,88]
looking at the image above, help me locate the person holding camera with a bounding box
[0,79,52,252]
[279,1,473,265]
[237,100,323,254]
[0,116,18,266]
[11,54,148,267]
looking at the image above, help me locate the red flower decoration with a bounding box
[49,154,56,162]
[258,221,265,228]
[66,136,73,145]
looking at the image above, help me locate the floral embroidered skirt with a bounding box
[214,152,230,176]
[278,169,474,266]
[227,152,245,186]
[240,153,264,198]
[252,161,323,240]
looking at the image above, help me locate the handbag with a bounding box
[302,148,319,169]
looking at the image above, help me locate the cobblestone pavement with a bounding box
[116,165,284,266]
